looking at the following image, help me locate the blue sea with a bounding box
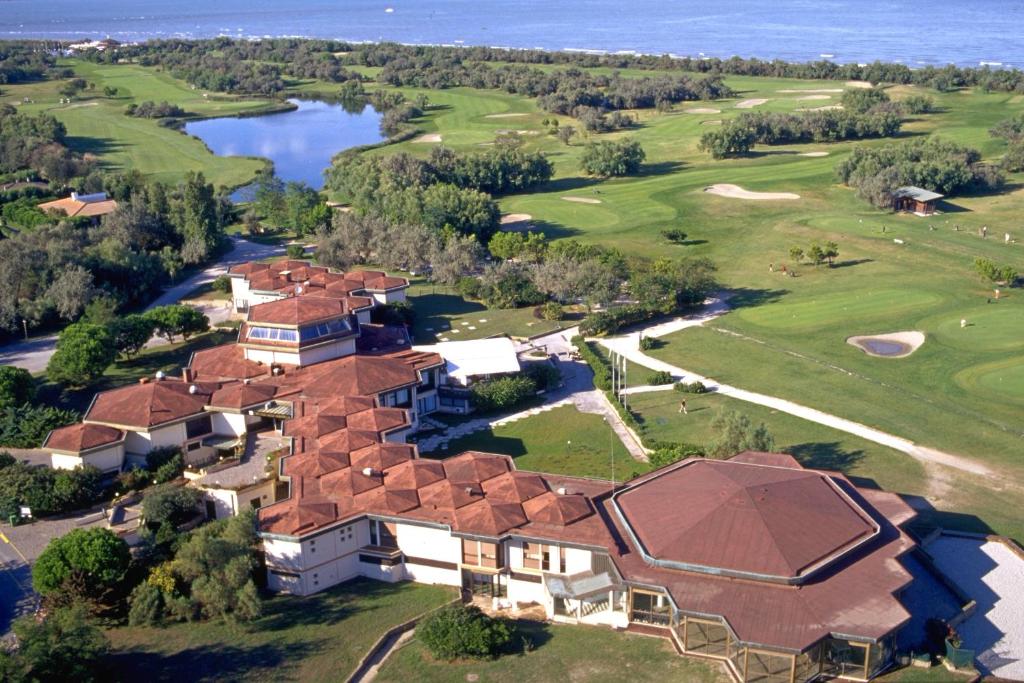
[2,0,1022,68]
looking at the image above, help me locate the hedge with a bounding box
[578,304,661,336]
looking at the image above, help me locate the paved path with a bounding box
[417,328,648,461]
[598,326,992,478]
[0,237,283,373]
[0,530,35,636]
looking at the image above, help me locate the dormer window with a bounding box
[298,318,352,342]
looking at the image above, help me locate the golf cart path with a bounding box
[595,299,992,478]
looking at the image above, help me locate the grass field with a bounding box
[0,60,274,187]
[105,578,456,682]
[377,620,728,683]
[426,405,649,481]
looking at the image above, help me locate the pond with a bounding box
[184,98,383,194]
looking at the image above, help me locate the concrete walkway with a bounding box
[416,328,648,461]
[0,237,283,373]
[598,330,992,477]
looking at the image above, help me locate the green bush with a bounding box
[646,370,674,386]
[578,304,659,336]
[638,336,659,351]
[0,403,78,449]
[285,244,306,259]
[456,276,482,300]
[128,582,164,626]
[0,461,101,519]
[470,375,537,413]
[146,446,182,472]
[524,363,560,391]
[153,454,185,484]
[0,365,36,410]
[116,466,151,494]
[418,604,513,661]
[648,441,705,468]
[210,274,232,293]
[571,336,611,390]
[674,381,707,394]
[539,301,563,321]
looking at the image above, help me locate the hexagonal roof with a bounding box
[614,459,879,583]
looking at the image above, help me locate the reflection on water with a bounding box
[185,99,383,193]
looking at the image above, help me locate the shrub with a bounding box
[116,466,150,494]
[470,375,537,413]
[571,336,611,390]
[456,276,482,300]
[0,365,36,410]
[646,370,674,385]
[0,403,78,449]
[975,257,1018,284]
[418,604,513,661]
[580,138,646,176]
[47,322,116,387]
[660,229,688,244]
[142,484,201,532]
[674,381,707,394]
[578,304,659,336]
[524,363,560,391]
[539,301,563,321]
[128,582,164,626]
[146,446,182,472]
[210,275,232,293]
[648,442,704,468]
[153,453,185,484]
[0,461,100,519]
[32,527,130,598]
[285,244,306,259]
[638,336,659,351]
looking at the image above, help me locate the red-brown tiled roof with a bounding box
[614,458,877,582]
[44,423,124,453]
[443,451,511,484]
[38,197,118,218]
[189,344,268,382]
[272,354,420,398]
[208,382,277,409]
[248,297,351,326]
[85,379,214,429]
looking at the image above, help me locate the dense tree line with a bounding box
[81,38,1024,97]
[699,108,903,158]
[0,171,229,336]
[0,41,57,84]
[326,144,552,242]
[835,137,1004,208]
[990,113,1024,172]
[0,105,93,182]
[125,100,186,118]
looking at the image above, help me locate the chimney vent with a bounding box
[188,384,198,395]
[556,487,568,496]
[182,368,195,383]
[362,467,376,477]
[155,371,165,381]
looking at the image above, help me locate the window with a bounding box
[522,542,543,570]
[369,522,378,546]
[186,441,202,452]
[684,618,731,657]
[630,590,671,627]
[462,540,501,568]
[745,650,794,683]
[185,415,213,439]
[247,326,299,343]
[298,318,352,343]
[823,639,869,679]
[379,522,398,548]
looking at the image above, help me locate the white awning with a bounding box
[414,337,521,385]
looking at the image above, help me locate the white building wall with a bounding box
[565,547,592,574]
[397,523,462,586]
[210,412,249,437]
[51,453,85,471]
[243,347,301,366]
[203,487,237,519]
[297,337,357,366]
[51,443,125,472]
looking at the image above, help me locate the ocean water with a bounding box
[2,0,1023,68]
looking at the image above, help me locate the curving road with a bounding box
[0,237,284,374]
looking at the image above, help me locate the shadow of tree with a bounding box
[724,287,789,309]
[830,258,873,269]
[105,639,326,682]
[787,441,864,473]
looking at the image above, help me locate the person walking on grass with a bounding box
[679,399,688,415]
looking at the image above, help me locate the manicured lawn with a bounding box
[0,60,274,187]
[626,390,925,494]
[427,405,649,481]
[407,280,565,343]
[377,620,729,683]
[105,578,457,682]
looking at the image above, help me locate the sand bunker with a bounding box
[777,88,843,94]
[847,331,925,358]
[799,151,829,157]
[701,120,723,125]
[793,95,832,101]
[413,133,442,143]
[703,184,800,200]
[685,107,721,114]
[736,98,769,109]
[499,213,534,231]
[846,80,874,89]
[485,113,528,119]
[562,196,602,204]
